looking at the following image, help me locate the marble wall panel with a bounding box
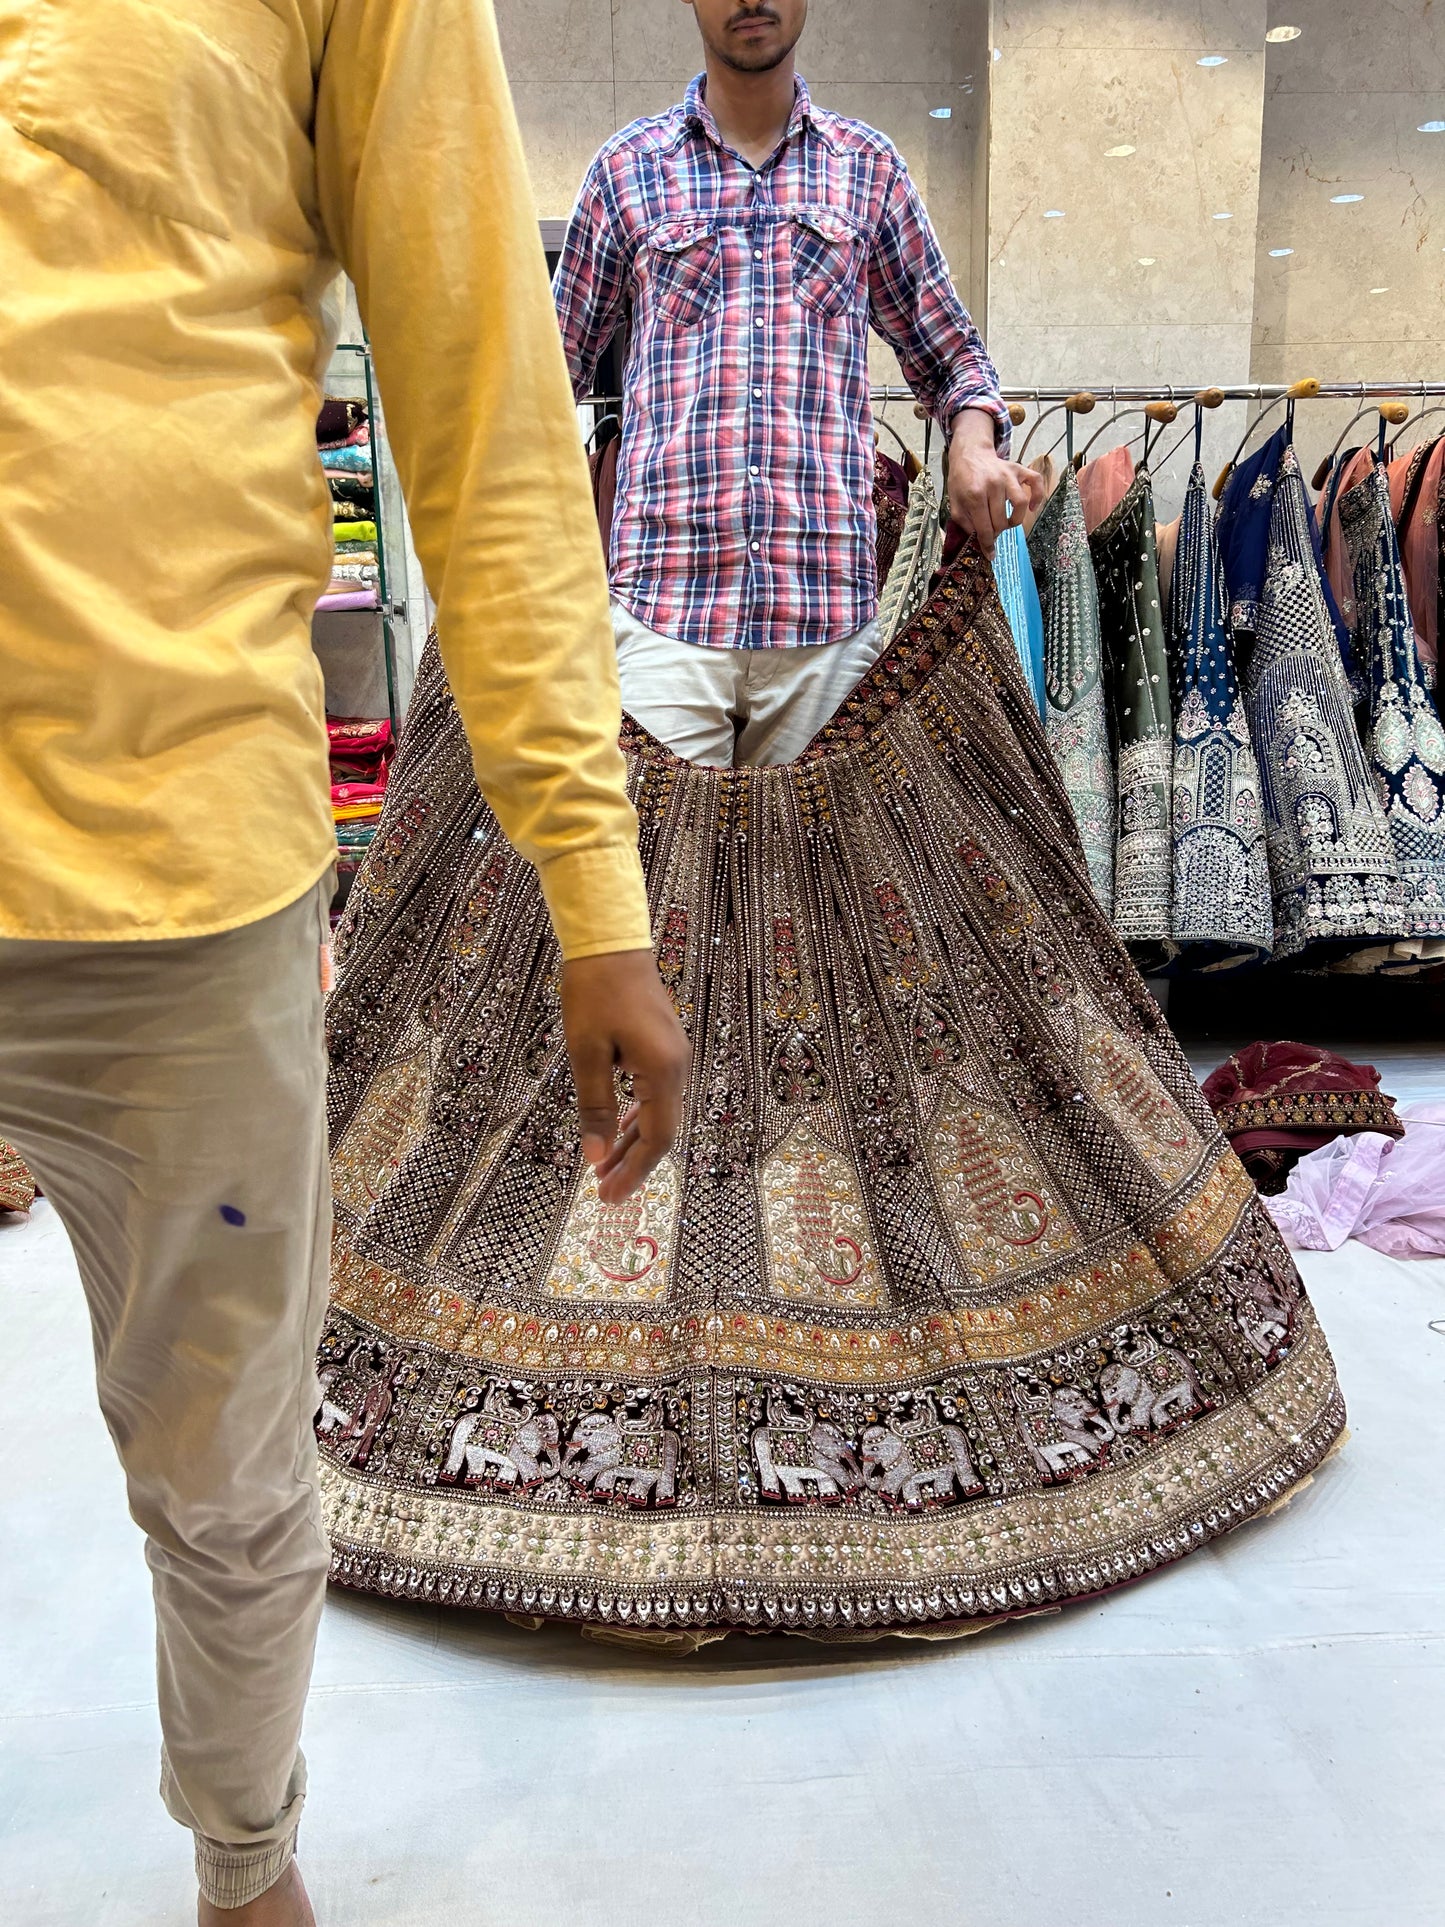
[993,0,1266,54]
[1252,2,1445,483]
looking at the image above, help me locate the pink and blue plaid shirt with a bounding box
[553,74,1007,651]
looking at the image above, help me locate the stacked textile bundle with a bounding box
[327,718,393,887]
[317,397,380,612]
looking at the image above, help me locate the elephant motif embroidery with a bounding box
[442,1384,562,1491]
[1099,1326,1205,1434]
[1011,1325,1205,1483]
[316,1338,398,1470]
[563,1400,682,1507]
[750,1391,863,1503]
[861,1394,982,1508]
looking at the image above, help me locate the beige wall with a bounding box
[1252,0,1445,482]
[987,0,1269,511]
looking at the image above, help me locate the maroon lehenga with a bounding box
[316,530,1344,1638]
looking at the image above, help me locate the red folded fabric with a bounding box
[1202,1040,1404,1193]
[330,778,389,809]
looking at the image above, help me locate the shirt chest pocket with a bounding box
[791,211,863,320]
[10,0,304,244]
[647,220,721,329]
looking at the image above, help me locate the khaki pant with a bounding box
[0,880,334,1908]
[612,601,884,767]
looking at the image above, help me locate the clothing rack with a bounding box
[583,381,1445,409]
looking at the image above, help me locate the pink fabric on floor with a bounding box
[1076,444,1135,536]
[1266,1103,1445,1258]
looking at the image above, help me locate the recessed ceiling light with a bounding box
[1197,55,1229,67]
[1105,144,1136,157]
[1043,209,1066,218]
[1265,25,1303,42]
[1330,192,1364,203]
[1213,210,1234,220]
[929,106,953,120]
[1269,247,1295,256]
[1137,256,1157,266]
[1419,120,1445,133]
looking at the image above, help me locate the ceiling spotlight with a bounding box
[1105,144,1136,157]
[1197,55,1229,67]
[1330,192,1364,203]
[929,106,953,119]
[1265,25,1303,42]
[1268,247,1295,256]
[1419,120,1445,133]
[1043,208,1066,218]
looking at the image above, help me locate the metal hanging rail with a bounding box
[879,381,1445,405]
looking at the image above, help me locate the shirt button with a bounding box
[754,249,763,260]
[753,387,763,398]
[750,540,760,551]
[754,315,764,327]
[749,464,760,475]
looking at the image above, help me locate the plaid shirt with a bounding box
[553,74,1006,651]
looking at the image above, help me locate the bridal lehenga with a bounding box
[317,536,1344,1638]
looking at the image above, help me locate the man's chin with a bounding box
[716,40,792,73]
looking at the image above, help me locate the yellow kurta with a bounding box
[0,0,650,959]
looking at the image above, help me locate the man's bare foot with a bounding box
[198,1859,316,1926]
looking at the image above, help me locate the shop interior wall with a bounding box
[1251,0,1445,486]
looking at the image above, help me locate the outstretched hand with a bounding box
[946,406,1047,558]
[560,949,689,1204]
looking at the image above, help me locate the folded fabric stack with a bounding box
[327,717,393,882]
[1201,1040,1404,1195]
[317,397,380,612]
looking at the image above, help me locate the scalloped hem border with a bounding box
[324,1394,1346,1638]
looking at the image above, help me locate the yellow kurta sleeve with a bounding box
[314,0,651,961]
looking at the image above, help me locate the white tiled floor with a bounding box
[2,1049,1443,1927]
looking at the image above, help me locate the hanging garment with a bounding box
[1217,426,1290,638]
[1266,1104,1445,1259]
[1166,463,1273,960]
[1390,435,1443,688]
[1090,469,1173,945]
[317,550,1343,1637]
[878,466,943,647]
[1318,445,1375,636]
[1339,463,1445,936]
[873,451,911,586]
[1155,514,1181,612]
[992,522,1046,713]
[1027,467,1115,912]
[1202,1039,1404,1196]
[1243,448,1404,960]
[1076,444,1135,537]
[1022,450,1060,535]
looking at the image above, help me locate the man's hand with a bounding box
[946,405,1046,558]
[560,949,689,1204]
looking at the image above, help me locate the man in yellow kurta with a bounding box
[0,4,686,1920]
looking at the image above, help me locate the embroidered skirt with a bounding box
[318,551,1345,1636]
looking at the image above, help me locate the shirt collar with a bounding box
[680,73,825,156]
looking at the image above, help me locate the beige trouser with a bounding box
[611,601,884,766]
[0,880,334,1909]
